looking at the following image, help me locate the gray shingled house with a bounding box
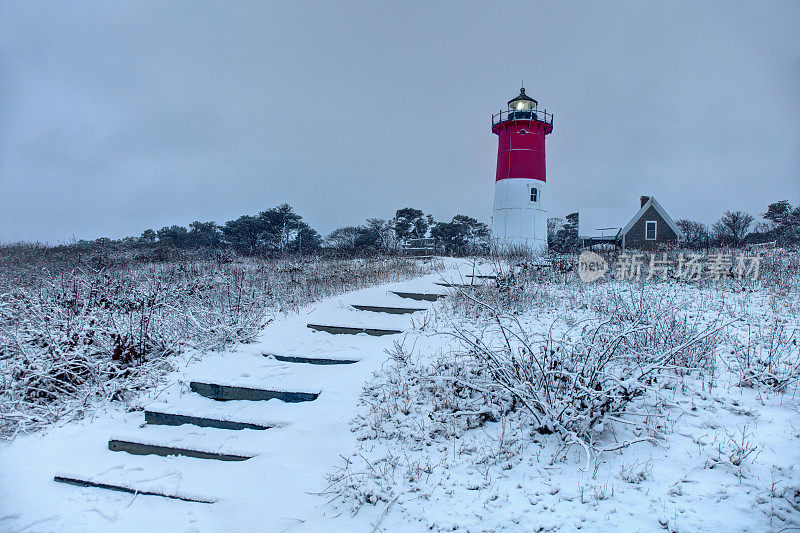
[578,196,683,250]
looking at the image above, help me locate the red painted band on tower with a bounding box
[492,119,553,182]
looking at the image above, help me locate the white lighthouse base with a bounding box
[491,178,548,254]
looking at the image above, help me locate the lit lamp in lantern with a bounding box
[507,87,537,119]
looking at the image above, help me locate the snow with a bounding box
[327,276,800,532]
[2,257,798,532]
[0,259,484,532]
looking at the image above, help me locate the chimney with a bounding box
[640,195,650,208]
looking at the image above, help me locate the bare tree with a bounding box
[676,219,708,249]
[712,210,754,247]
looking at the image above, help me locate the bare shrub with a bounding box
[327,292,723,509]
[441,303,723,460]
[726,319,799,392]
[620,460,653,484]
[438,258,581,320]
[591,287,721,371]
[411,264,729,459]
[344,291,724,489]
[706,426,761,480]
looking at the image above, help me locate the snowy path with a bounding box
[0,260,492,532]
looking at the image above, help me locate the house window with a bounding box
[645,221,657,240]
[530,188,538,202]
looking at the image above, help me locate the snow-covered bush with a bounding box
[707,426,761,480]
[619,460,652,484]
[434,300,721,456]
[727,319,799,391]
[332,283,723,503]
[591,288,720,371]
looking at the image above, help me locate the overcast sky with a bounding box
[1,1,798,243]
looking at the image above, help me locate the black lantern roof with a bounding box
[507,87,537,107]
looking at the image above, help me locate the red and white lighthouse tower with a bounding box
[491,88,554,252]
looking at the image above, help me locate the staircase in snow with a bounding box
[52,282,452,503]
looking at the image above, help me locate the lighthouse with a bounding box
[491,88,554,252]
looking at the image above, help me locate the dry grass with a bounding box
[0,246,435,438]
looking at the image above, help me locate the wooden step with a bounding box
[306,324,402,336]
[465,274,497,279]
[267,354,358,365]
[351,304,425,314]
[434,282,477,288]
[390,291,444,302]
[190,381,319,403]
[54,475,216,503]
[108,439,252,461]
[145,410,275,431]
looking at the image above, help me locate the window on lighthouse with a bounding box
[530,188,538,202]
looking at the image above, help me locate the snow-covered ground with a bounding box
[327,269,800,532]
[0,259,487,532]
[2,257,798,532]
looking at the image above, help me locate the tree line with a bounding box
[548,200,799,252]
[71,205,490,256]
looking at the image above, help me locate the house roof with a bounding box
[577,196,684,241]
[621,196,684,239]
[578,207,639,240]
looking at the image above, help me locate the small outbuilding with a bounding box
[578,196,683,250]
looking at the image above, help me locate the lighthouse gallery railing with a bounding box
[491,108,554,127]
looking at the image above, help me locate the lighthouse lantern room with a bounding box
[491,87,554,252]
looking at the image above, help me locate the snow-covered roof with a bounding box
[578,208,639,239]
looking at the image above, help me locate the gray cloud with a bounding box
[1,1,798,242]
